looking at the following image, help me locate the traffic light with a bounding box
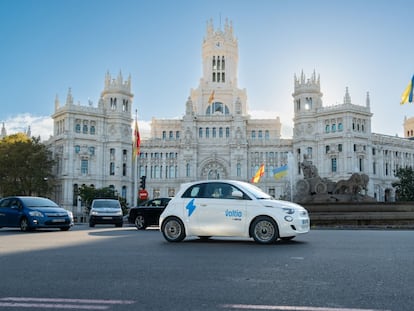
[139,176,146,190]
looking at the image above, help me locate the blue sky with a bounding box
[1,0,413,140]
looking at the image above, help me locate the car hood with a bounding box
[260,199,306,211]
[29,207,69,215]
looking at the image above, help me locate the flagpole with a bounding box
[133,109,138,206]
[288,152,294,201]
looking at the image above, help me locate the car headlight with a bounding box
[29,211,44,217]
[67,211,74,220]
[90,210,100,216]
[282,208,295,215]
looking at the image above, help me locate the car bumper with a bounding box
[30,217,73,228]
[89,215,123,224]
[279,214,310,237]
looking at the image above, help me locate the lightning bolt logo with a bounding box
[186,199,196,217]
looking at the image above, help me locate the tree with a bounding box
[393,167,414,201]
[0,134,55,197]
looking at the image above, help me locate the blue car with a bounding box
[0,196,73,232]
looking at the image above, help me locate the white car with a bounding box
[159,180,310,244]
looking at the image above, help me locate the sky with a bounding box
[1,0,414,140]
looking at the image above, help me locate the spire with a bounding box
[55,94,60,110]
[1,122,6,138]
[185,96,194,115]
[343,87,352,105]
[366,91,370,108]
[117,70,123,84]
[66,88,73,105]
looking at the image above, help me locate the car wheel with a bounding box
[250,216,279,244]
[135,215,147,230]
[89,222,95,227]
[20,217,31,232]
[161,217,186,242]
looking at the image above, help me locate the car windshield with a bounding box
[20,197,59,208]
[93,201,120,208]
[239,182,273,200]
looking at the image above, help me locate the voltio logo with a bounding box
[225,209,242,217]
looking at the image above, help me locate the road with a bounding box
[0,225,413,311]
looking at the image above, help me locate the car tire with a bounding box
[89,222,95,227]
[161,217,186,242]
[250,216,279,244]
[20,217,30,232]
[135,215,147,230]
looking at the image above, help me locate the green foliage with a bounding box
[393,167,414,201]
[0,134,55,197]
[79,185,128,215]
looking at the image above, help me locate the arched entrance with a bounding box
[200,160,228,180]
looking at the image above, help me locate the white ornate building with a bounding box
[45,19,414,213]
[47,72,134,213]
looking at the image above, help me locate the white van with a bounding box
[89,199,123,227]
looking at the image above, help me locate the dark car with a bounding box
[128,197,171,230]
[0,196,73,232]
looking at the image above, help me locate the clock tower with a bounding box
[190,18,247,116]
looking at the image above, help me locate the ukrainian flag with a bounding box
[401,75,414,104]
[273,165,288,180]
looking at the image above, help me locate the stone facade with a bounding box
[47,72,134,214]
[44,19,414,214]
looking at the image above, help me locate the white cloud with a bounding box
[3,114,53,141]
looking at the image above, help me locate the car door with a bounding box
[142,199,165,225]
[0,198,22,227]
[193,182,247,237]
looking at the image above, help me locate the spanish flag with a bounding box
[208,90,215,104]
[251,164,265,183]
[273,164,288,180]
[401,75,414,104]
[133,118,141,158]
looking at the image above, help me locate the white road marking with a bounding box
[0,297,135,310]
[221,304,391,311]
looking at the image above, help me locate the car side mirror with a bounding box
[231,190,243,199]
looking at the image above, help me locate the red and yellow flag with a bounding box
[208,90,215,104]
[251,164,265,183]
[133,118,141,158]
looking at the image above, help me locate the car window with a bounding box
[10,199,22,209]
[182,184,203,198]
[182,183,247,200]
[93,200,120,208]
[204,183,241,199]
[0,198,11,208]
